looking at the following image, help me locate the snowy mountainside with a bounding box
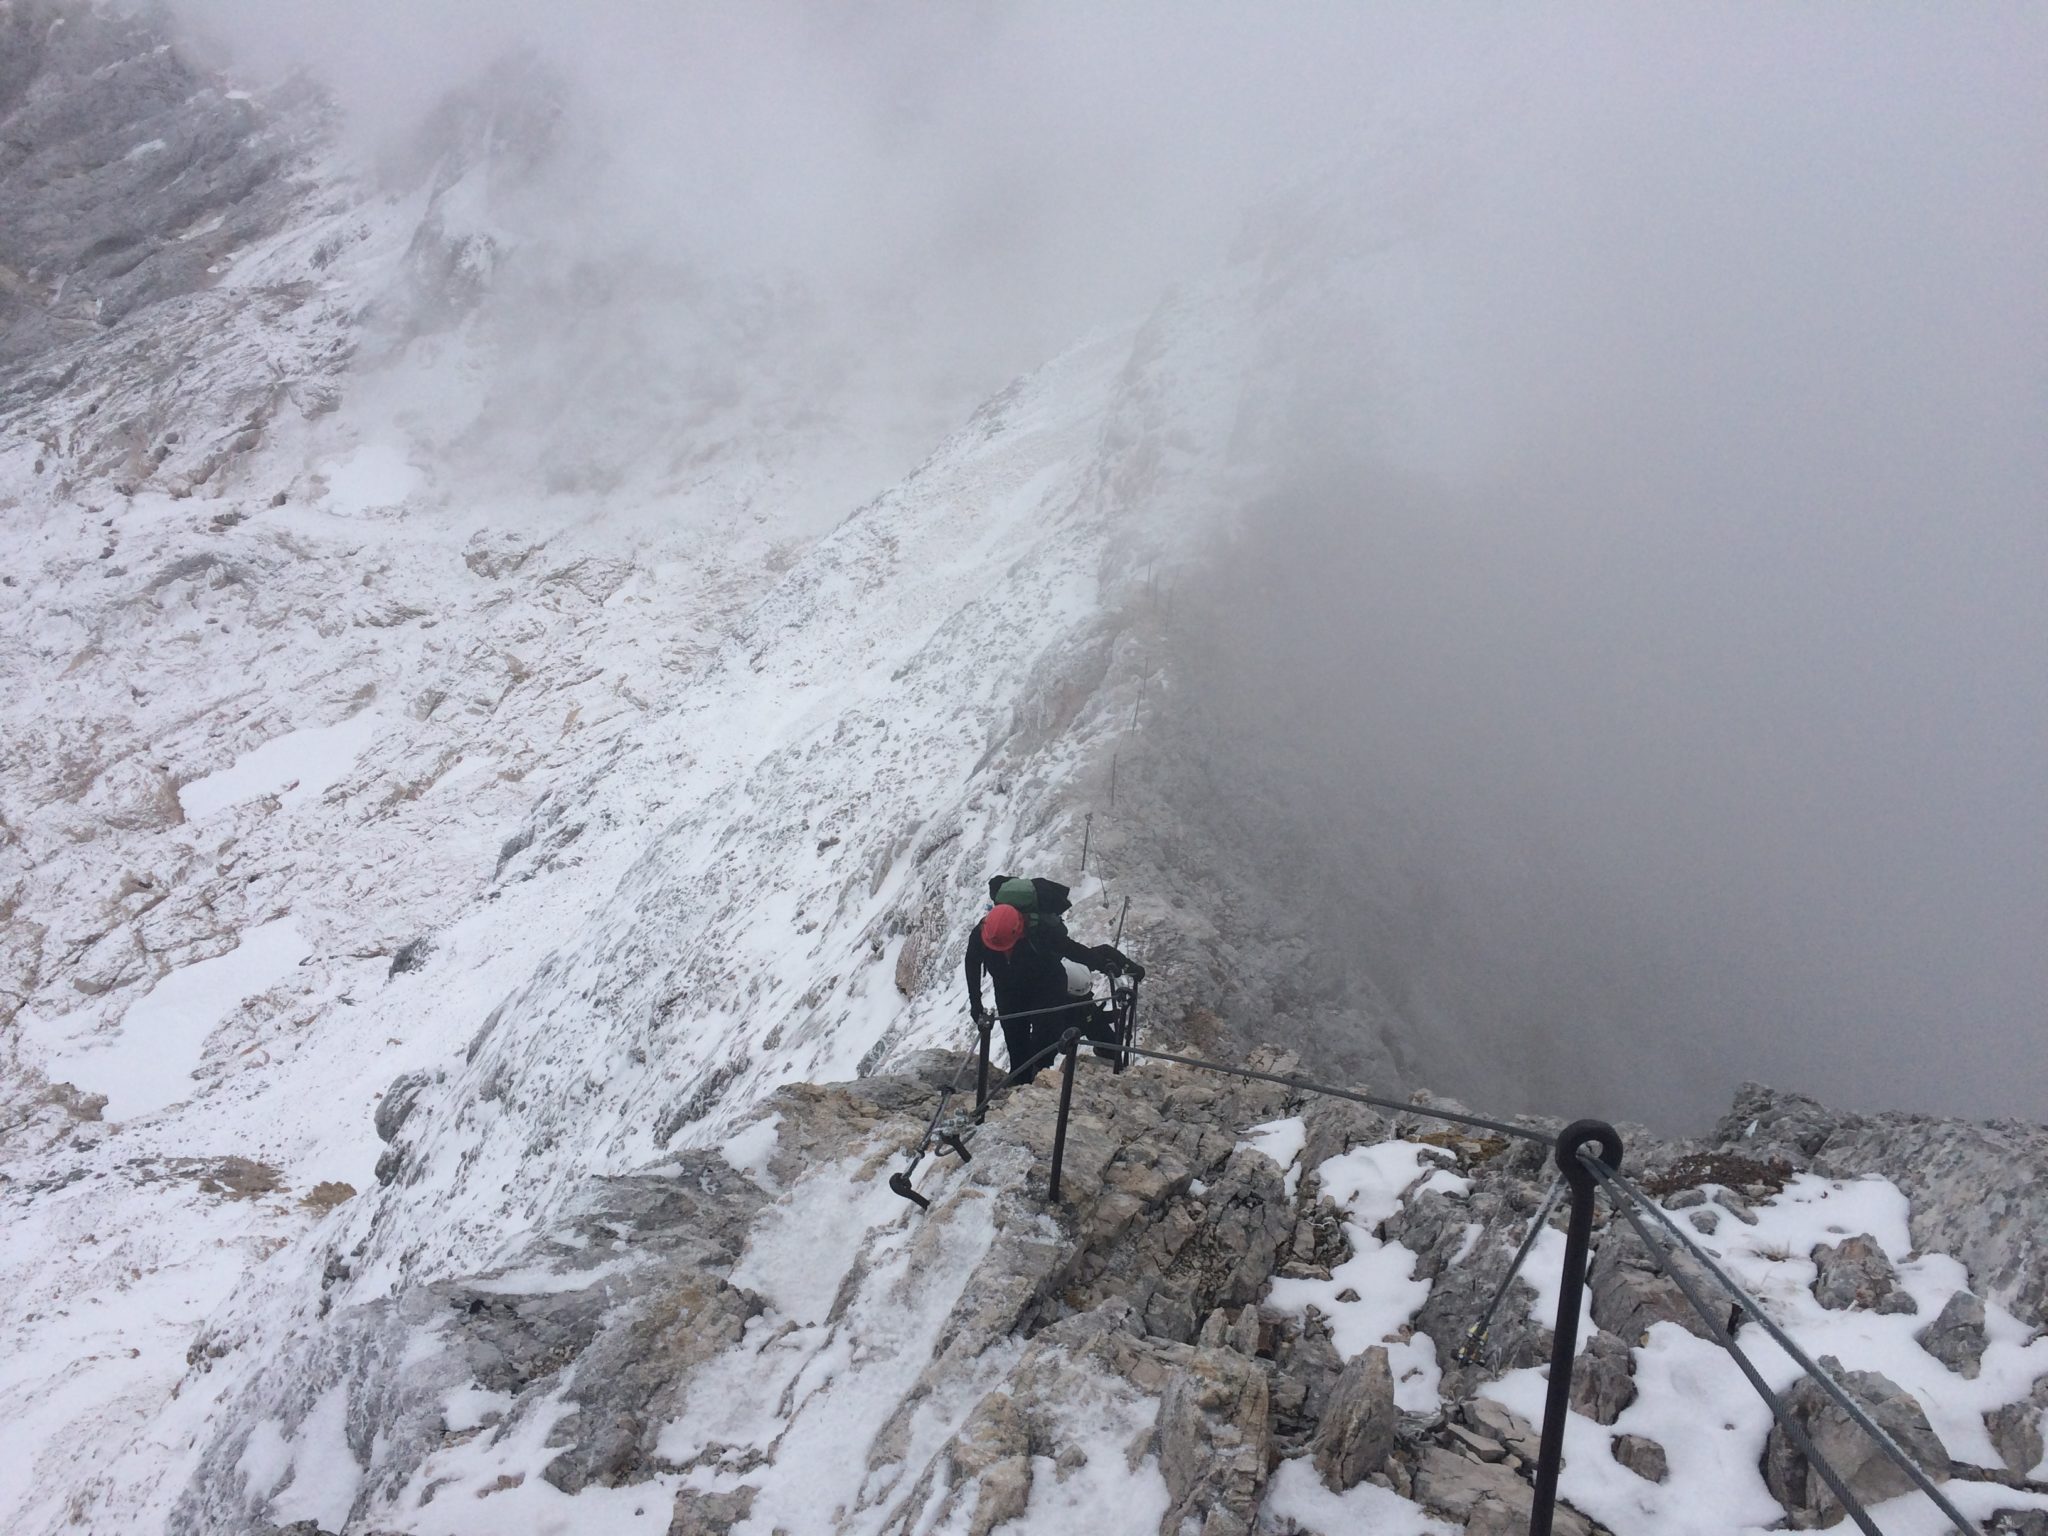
[1,8,1335,1523]
[6,7,2043,1535]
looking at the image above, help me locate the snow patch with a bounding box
[322,442,422,517]
[720,1111,783,1187]
[244,1386,362,1531]
[179,713,383,820]
[1258,1456,1458,1534]
[41,917,309,1120]
[1240,1116,1307,1199]
[1264,1141,1459,1409]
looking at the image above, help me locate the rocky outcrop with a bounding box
[1724,1083,2048,1330]
[158,1049,2048,1536]
[0,1,315,367]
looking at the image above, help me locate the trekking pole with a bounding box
[1080,812,1093,875]
[1046,1029,1082,1201]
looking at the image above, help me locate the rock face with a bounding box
[0,0,314,366]
[1760,1359,1954,1528]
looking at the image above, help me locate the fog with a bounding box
[165,2,2046,1128]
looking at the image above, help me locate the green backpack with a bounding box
[993,876,1070,953]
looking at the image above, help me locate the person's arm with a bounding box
[964,927,989,1021]
[1057,932,1144,980]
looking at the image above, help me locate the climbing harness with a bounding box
[1453,1175,1565,1366]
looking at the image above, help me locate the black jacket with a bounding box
[963,914,1135,1020]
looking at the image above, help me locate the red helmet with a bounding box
[981,904,1027,953]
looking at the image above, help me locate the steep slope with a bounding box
[0,14,1406,1522]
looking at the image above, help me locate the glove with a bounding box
[1123,962,1145,982]
[970,1000,988,1027]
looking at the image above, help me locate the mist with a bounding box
[1175,11,2048,1128]
[158,2,2046,1128]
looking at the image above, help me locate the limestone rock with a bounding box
[1410,1446,1590,1536]
[1810,1234,1912,1314]
[1916,1290,1988,1378]
[1985,1382,2047,1478]
[1611,1432,1669,1482]
[1760,1358,1953,1528]
[666,1485,755,1536]
[1589,1225,1716,1345]
[1568,1327,1638,1425]
[1310,1345,1396,1491]
[1158,1344,1272,1536]
[1463,1399,1541,1464]
[374,1069,432,1143]
[1733,1080,2048,1332]
[1717,1082,1843,1162]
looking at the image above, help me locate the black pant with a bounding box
[999,995,1120,1082]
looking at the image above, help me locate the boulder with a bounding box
[1569,1327,1638,1425]
[1611,1432,1669,1483]
[1760,1358,1953,1528]
[1589,1226,1716,1344]
[1916,1290,1988,1378]
[666,1486,755,1536]
[1309,1345,1396,1491]
[1810,1234,1914,1314]
[1985,1384,2047,1478]
[1410,1446,1591,1536]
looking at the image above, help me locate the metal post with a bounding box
[1080,812,1093,874]
[1529,1119,1622,1536]
[1045,1029,1082,1201]
[975,1018,993,1115]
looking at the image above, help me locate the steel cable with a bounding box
[1586,1156,1983,1536]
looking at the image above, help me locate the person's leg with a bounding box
[1000,1013,1039,1082]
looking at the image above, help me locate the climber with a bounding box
[963,874,1143,1082]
